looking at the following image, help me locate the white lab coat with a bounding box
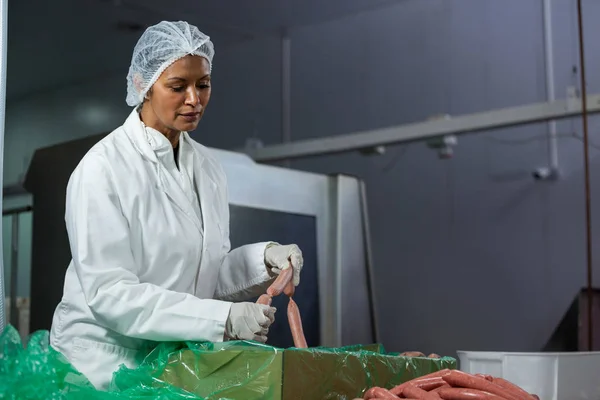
[50,109,274,390]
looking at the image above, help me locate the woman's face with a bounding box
[142,55,212,140]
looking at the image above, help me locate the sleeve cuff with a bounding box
[195,300,233,343]
[215,242,275,301]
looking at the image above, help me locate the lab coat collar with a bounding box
[122,109,206,169]
[123,109,158,164]
[122,108,204,233]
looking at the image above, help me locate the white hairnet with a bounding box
[126,21,215,107]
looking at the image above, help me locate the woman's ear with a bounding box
[144,88,153,101]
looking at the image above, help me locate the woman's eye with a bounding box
[171,86,185,92]
[198,84,211,89]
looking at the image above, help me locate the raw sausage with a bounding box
[287,298,308,348]
[442,371,519,400]
[428,353,442,359]
[260,262,307,349]
[411,377,446,391]
[474,374,493,382]
[402,384,441,399]
[363,387,400,399]
[283,280,295,297]
[430,384,452,392]
[401,351,426,357]
[390,370,452,395]
[437,388,506,400]
[366,371,536,400]
[267,267,294,296]
[256,294,272,306]
[492,377,536,399]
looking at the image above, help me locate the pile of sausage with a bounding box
[255,270,540,399]
[256,266,308,348]
[357,369,539,400]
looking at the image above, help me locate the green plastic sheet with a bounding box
[0,325,457,399]
[0,325,104,399]
[280,346,456,399]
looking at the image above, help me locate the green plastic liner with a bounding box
[0,324,456,399]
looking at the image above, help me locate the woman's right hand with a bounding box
[225,302,276,343]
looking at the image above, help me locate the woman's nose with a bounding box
[185,88,199,106]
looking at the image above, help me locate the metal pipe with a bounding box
[281,30,292,167]
[576,0,593,351]
[542,0,559,172]
[243,93,600,162]
[0,0,8,333]
[9,214,18,328]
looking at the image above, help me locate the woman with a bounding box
[49,20,304,390]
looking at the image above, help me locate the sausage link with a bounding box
[287,297,308,348]
[491,378,536,399]
[402,384,442,399]
[389,370,452,395]
[401,351,426,357]
[267,267,294,296]
[256,294,273,306]
[437,388,505,400]
[431,384,452,392]
[283,280,295,297]
[363,387,400,399]
[416,377,446,391]
[442,371,519,400]
[474,374,493,382]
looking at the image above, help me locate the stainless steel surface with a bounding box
[9,214,18,328]
[576,0,593,351]
[359,180,380,344]
[336,175,374,346]
[211,148,370,347]
[0,0,8,332]
[243,92,600,162]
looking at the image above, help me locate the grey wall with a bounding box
[3,0,600,357]
[286,0,600,356]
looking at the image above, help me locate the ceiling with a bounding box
[5,0,402,101]
[7,0,402,102]
[119,0,403,35]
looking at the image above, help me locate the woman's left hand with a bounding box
[264,244,304,286]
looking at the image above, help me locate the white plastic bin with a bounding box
[457,350,600,400]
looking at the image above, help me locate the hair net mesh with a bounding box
[126,21,215,107]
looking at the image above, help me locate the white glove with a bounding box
[264,243,304,286]
[225,302,276,343]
